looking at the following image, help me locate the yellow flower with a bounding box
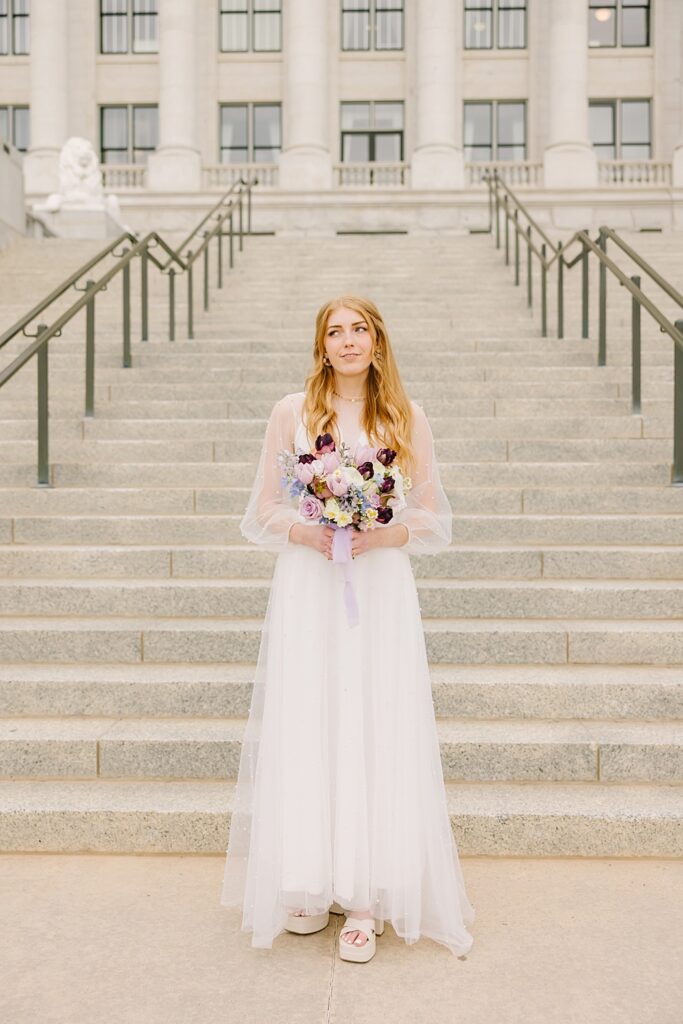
[325,498,341,520]
[336,511,353,527]
[365,507,378,522]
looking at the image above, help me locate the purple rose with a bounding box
[300,494,324,520]
[376,447,396,467]
[357,460,374,480]
[380,475,395,494]
[376,505,394,524]
[315,432,336,454]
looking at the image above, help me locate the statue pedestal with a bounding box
[32,201,123,239]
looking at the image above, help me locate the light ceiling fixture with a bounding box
[472,20,487,32]
[594,8,613,21]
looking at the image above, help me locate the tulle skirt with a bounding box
[220,531,476,956]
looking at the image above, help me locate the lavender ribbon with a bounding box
[332,525,359,628]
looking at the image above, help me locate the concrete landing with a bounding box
[1,855,680,1024]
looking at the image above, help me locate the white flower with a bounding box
[336,511,353,527]
[342,465,364,488]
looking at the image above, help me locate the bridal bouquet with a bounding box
[277,432,412,627]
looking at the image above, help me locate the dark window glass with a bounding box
[101,106,129,163]
[464,102,493,161]
[465,0,525,49]
[375,0,403,50]
[220,105,249,162]
[12,0,29,54]
[342,0,370,50]
[589,102,616,158]
[497,101,525,160]
[132,105,158,162]
[497,0,525,48]
[101,0,128,53]
[0,1,8,55]
[132,0,158,53]
[253,0,280,51]
[621,99,650,158]
[464,0,492,49]
[589,0,648,48]
[0,107,8,141]
[101,104,157,163]
[253,103,280,162]
[13,105,29,150]
[340,100,403,162]
[220,0,248,51]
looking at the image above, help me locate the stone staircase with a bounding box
[0,230,681,856]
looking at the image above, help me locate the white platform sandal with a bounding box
[338,915,385,963]
[284,908,330,934]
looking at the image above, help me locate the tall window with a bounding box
[464,0,526,50]
[0,105,30,150]
[341,1,404,51]
[588,1,650,47]
[220,0,281,52]
[589,99,651,159]
[220,103,280,163]
[100,1,158,55]
[100,105,158,164]
[0,0,30,55]
[340,101,403,162]
[464,101,526,161]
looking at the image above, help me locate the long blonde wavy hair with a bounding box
[302,295,416,474]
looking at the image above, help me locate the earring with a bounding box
[323,355,331,365]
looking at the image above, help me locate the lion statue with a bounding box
[43,137,121,220]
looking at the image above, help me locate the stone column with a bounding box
[147,0,201,191]
[411,0,464,190]
[671,15,683,187]
[23,0,69,194]
[543,0,598,188]
[278,0,332,190]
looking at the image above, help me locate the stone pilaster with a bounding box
[543,0,598,188]
[410,0,464,189]
[147,0,202,192]
[23,0,69,194]
[278,0,332,190]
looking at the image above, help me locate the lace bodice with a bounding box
[239,390,453,555]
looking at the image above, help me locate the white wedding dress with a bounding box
[220,391,475,957]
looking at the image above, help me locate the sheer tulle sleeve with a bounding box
[393,401,452,555]
[239,395,300,551]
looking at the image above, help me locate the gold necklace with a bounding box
[333,390,365,403]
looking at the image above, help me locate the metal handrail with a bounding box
[0,176,258,485]
[162,177,255,267]
[484,169,683,483]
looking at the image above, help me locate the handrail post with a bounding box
[187,250,194,340]
[514,209,520,286]
[504,194,509,266]
[85,279,96,417]
[36,323,49,486]
[631,275,641,414]
[229,211,234,269]
[557,241,564,340]
[218,224,224,289]
[122,248,131,368]
[495,180,500,250]
[487,173,493,233]
[541,243,547,338]
[598,229,607,365]
[526,225,532,308]
[238,195,244,252]
[674,320,683,484]
[203,231,210,312]
[581,232,589,339]
[141,247,149,342]
[168,268,176,342]
[247,181,253,234]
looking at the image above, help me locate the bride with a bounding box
[220,294,475,963]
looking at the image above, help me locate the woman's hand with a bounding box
[350,523,409,558]
[289,522,335,559]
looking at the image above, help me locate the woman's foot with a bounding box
[340,907,374,947]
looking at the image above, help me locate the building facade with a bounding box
[1,0,683,233]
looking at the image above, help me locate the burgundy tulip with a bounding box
[357,460,374,480]
[376,447,396,466]
[380,475,395,494]
[315,432,336,454]
[376,506,394,524]
[298,452,315,464]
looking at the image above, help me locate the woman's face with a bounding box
[323,306,374,381]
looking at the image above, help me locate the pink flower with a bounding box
[326,469,349,496]
[295,461,315,485]
[321,451,341,474]
[300,494,324,520]
[355,444,377,465]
